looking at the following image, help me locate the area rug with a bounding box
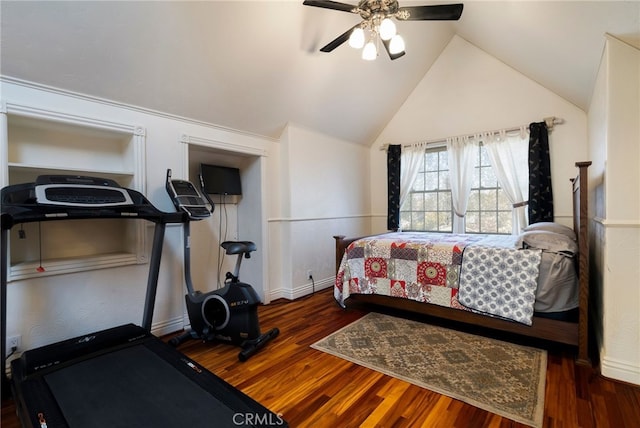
[311,312,546,427]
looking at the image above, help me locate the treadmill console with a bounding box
[34,175,134,207]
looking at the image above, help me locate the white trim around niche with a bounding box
[180,134,267,158]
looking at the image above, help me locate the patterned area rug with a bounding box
[311,312,546,427]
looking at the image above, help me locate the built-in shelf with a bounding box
[1,102,147,281]
[10,252,140,281]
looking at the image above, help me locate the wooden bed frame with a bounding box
[334,161,592,365]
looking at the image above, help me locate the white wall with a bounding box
[370,35,589,233]
[588,35,640,385]
[270,124,371,299]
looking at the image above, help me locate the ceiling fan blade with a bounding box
[303,0,356,13]
[382,39,406,60]
[319,23,360,52]
[399,4,464,21]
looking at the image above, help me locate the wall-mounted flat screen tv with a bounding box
[200,163,242,195]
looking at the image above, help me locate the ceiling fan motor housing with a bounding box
[355,0,404,20]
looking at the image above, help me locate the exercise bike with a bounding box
[165,169,279,361]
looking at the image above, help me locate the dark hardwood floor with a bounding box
[2,288,639,427]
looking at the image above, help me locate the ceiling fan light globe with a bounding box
[379,18,396,41]
[389,34,405,54]
[362,41,377,60]
[348,27,365,49]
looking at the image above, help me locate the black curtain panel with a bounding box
[528,122,554,223]
[387,144,401,231]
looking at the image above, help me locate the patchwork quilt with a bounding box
[335,232,542,325]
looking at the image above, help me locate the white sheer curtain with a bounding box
[481,128,530,234]
[399,145,425,210]
[446,136,477,233]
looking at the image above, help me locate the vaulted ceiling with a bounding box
[1,1,639,146]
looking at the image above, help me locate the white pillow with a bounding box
[523,222,577,241]
[517,230,579,255]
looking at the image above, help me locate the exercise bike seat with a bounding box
[221,241,256,256]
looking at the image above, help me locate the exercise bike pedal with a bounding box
[238,328,280,362]
[168,329,200,347]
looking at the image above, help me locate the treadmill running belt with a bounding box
[45,345,237,428]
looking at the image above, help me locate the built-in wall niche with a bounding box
[1,103,147,281]
[181,135,268,301]
[188,147,246,205]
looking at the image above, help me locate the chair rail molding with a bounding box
[593,217,640,228]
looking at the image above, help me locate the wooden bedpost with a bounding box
[572,161,591,365]
[333,235,346,274]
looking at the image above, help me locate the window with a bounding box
[400,148,453,232]
[400,145,512,234]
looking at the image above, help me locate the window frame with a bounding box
[399,144,512,234]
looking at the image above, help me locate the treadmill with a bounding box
[1,176,287,428]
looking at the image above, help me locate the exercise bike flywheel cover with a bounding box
[201,294,231,330]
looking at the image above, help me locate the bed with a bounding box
[334,161,591,365]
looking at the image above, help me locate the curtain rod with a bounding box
[379,116,564,151]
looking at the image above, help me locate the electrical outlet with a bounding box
[7,335,21,354]
[307,270,313,280]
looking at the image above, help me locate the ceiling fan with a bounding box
[303,0,463,60]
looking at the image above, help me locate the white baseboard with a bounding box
[269,277,334,301]
[151,316,185,337]
[600,356,640,386]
